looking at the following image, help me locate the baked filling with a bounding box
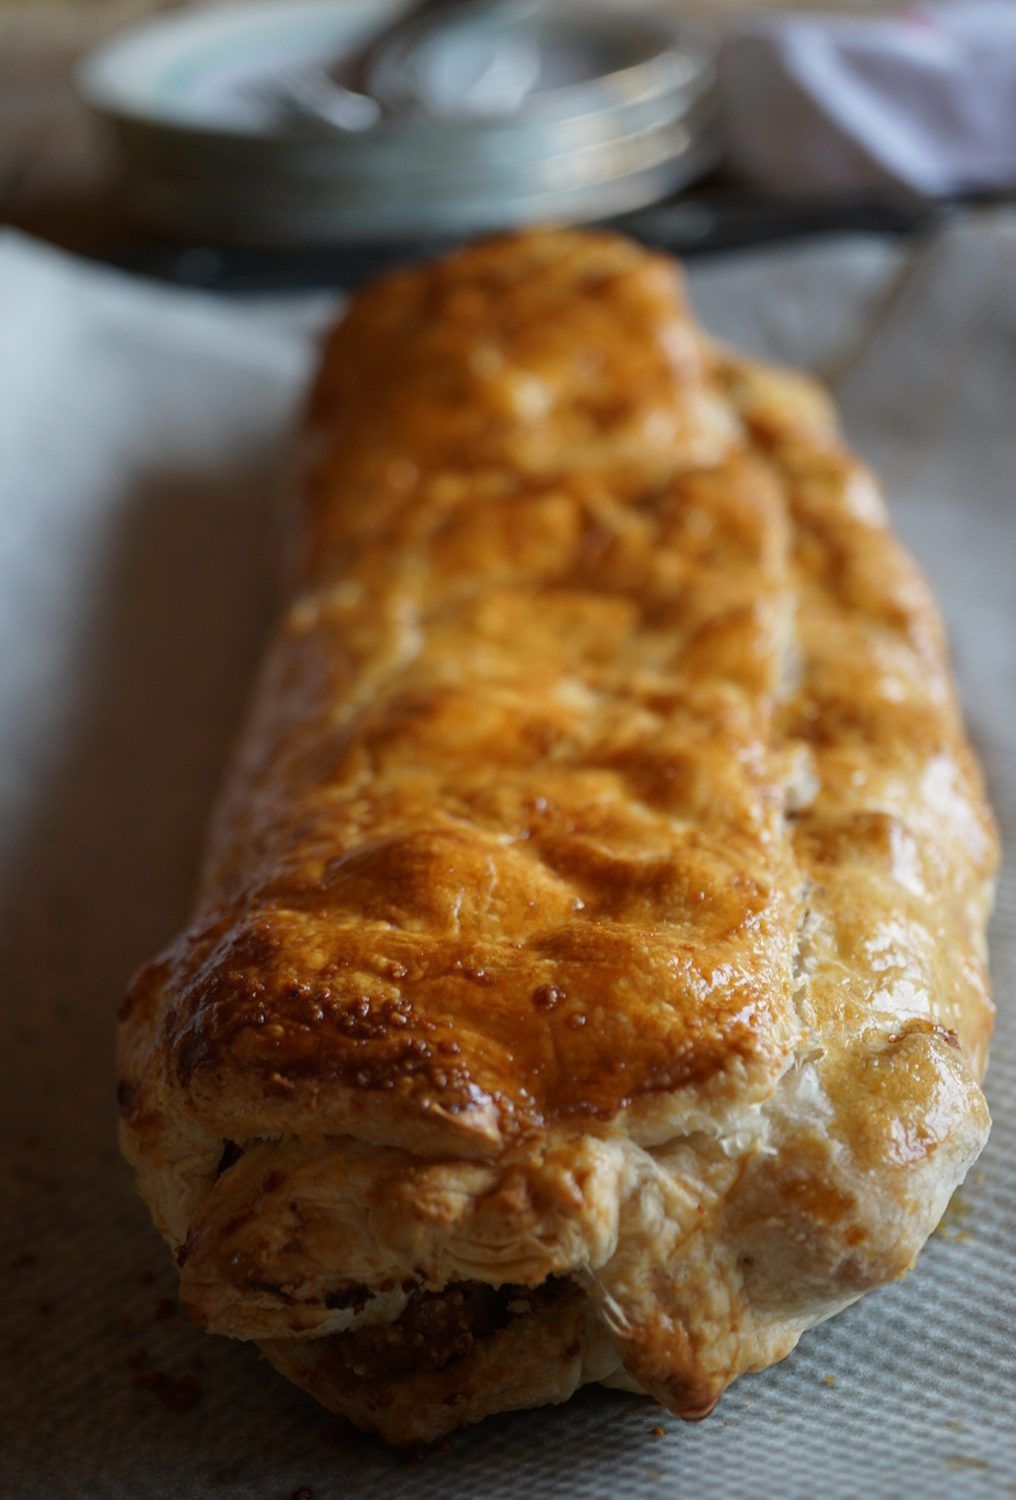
[330,1279,565,1381]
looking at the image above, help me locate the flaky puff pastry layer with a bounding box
[119,229,996,1445]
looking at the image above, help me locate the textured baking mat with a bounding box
[0,220,1012,1499]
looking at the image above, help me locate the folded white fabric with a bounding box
[718,2,1016,195]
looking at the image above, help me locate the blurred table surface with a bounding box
[1,0,908,264]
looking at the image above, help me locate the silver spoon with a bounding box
[360,0,543,119]
[251,64,381,133]
[253,0,542,134]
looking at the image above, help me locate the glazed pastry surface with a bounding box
[119,229,996,1444]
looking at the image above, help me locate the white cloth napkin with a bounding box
[719,2,1016,195]
[0,224,1013,1498]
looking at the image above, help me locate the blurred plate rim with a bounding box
[124,134,718,243]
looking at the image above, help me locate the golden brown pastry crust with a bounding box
[118,228,996,1444]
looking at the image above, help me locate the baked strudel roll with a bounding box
[119,229,997,1445]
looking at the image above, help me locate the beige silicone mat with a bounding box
[1,218,1012,1498]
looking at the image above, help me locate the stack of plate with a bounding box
[78,0,717,244]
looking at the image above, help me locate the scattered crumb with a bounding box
[154,1296,176,1321]
[131,1368,202,1413]
[404,1438,453,1463]
[209,1461,247,1485]
[946,1419,967,1432]
[315,1421,364,1451]
[651,1426,666,1438]
[945,1456,989,1472]
[823,1376,836,1387]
